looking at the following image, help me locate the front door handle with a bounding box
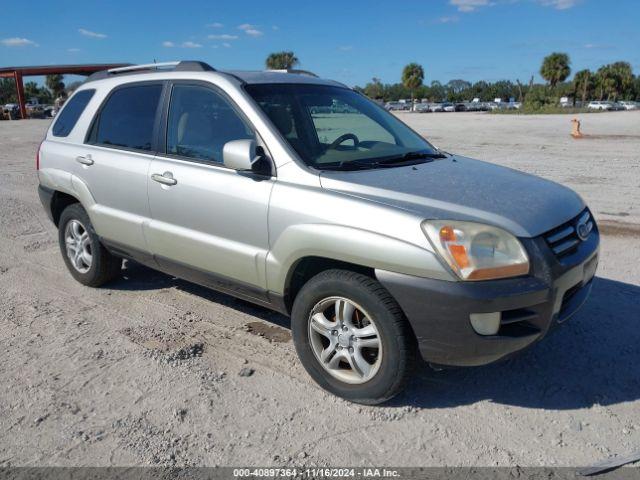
[76,155,94,166]
[151,172,177,186]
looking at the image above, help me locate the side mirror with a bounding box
[223,139,259,171]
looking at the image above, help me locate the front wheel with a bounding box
[291,269,416,404]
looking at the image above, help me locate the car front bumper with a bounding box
[376,232,599,367]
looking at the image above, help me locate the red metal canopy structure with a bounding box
[0,63,129,119]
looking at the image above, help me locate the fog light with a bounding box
[470,312,501,336]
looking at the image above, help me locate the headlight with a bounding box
[422,220,529,281]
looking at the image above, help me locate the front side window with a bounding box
[52,89,95,137]
[246,84,439,170]
[166,84,254,163]
[91,84,162,151]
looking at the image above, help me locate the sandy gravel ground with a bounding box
[0,112,639,468]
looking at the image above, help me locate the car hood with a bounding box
[319,155,585,238]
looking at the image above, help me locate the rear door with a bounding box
[79,82,164,251]
[145,81,274,293]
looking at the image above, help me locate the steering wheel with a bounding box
[328,133,360,150]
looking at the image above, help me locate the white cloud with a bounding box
[449,0,579,13]
[207,34,238,40]
[222,42,232,48]
[538,0,580,9]
[449,0,491,12]
[272,25,279,31]
[162,41,175,47]
[207,22,224,28]
[79,28,107,39]
[238,23,264,36]
[1,37,38,47]
[435,15,460,23]
[181,41,203,48]
[338,45,353,51]
[67,47,81,52]
[583,43,615,50]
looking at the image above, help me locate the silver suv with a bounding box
[37,61,599,404]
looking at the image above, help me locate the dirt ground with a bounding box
[0,112,639,468]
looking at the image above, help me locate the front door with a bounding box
[145,82,274,294]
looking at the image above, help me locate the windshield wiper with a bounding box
[314,160,373,171]
[399,151,447,160]
[369,151,447,168]
[314,151,447,171]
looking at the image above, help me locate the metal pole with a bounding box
[14,71,27,119]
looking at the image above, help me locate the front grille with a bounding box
[544,209,594,259]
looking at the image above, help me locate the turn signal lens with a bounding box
[423,220,529,281]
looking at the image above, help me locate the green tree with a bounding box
[0,78,17,104]
[24,81,40,100]
[46,74,65,98]
[573,69,592,104]
[65,80,84,95]
[446,79,472,101]
[611,62,634,100]
[523,84,557,110]
[540,52,571,88]
[401,63,424,103]
[594,62,633,100]
[363,77,384,99]
[427,80,445,102]
[265,51,299,70]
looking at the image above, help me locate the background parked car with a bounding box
[442,102,455,112]
[588,101,613,111]
[618,101,638,110]
[384,102,404,111]
[414,102,431,113]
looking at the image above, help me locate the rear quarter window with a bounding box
[51,89,95,137]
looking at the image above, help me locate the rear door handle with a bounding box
[76,155,94,166]
[151,172,177,186]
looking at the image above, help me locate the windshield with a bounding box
[245,83,439,169]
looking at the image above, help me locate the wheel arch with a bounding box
[50,191,81,227]
[282,256,375,314]
[266,223,452,307]
[38,169,97,227]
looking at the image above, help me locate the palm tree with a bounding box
[45,74,65,99]
[610,61,634,100]
[594,62,634,101]
[540,53,571,88]
[265,51,299,70]
[573,69,592,104]
[401,63,424,104]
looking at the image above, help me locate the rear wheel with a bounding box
[291,269,416,404]
[58,203,121,287]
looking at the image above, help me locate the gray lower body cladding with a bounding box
[376,233,600,367]
[38,185,55,223]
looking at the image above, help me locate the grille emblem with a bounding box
[576,218,592,241]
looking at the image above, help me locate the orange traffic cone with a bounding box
[571,118,583,138]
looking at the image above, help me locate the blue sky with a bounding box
[1,0,638,87]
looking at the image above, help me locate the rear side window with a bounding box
[52,89,95,137]
[89,84,162,151]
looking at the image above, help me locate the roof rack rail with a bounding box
[85,60,215,82]
[266,68,318,78]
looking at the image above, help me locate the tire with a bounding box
[291,269,416,404]
[58,203,121,287]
